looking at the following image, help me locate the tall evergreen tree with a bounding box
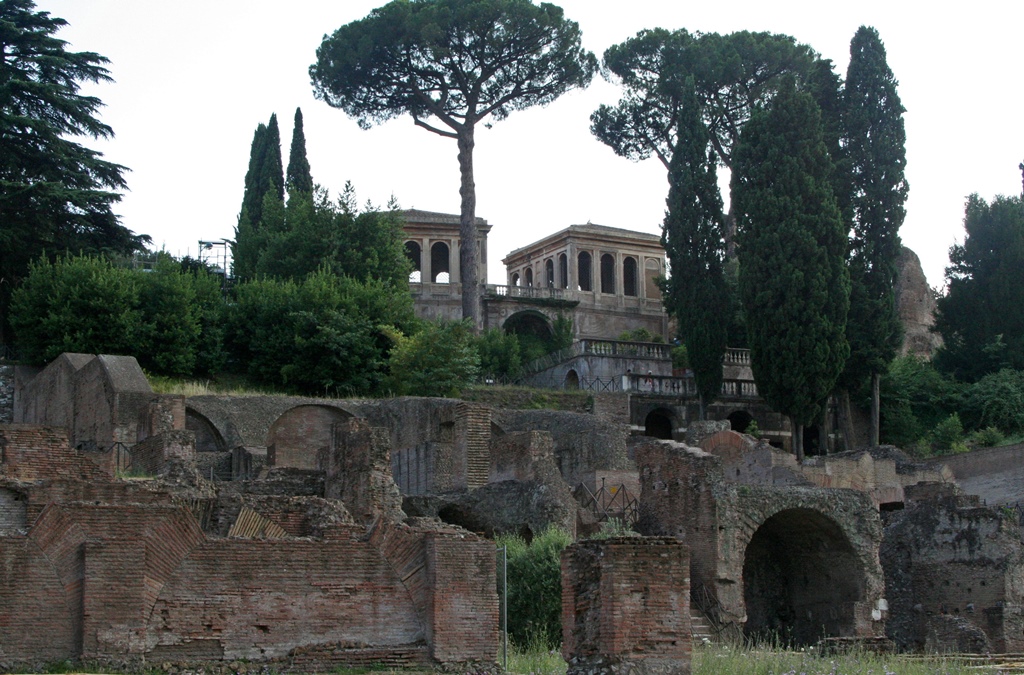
[660,77,729,418]
[840,26,909,447]
[234,114,286,278]
[287,107,313,194]
[733,78,850,461]
[0,0,149,344]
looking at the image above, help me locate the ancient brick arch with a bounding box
[741,507,866,646]
[724,490,885,646]
[185,407,227,453]
[643,407,675,439]
[266,404,354,470]
[502,309,554,341]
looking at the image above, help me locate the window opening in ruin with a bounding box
[545,259,555,288]
[600,253,615,294]
[558,253,568,289]
[430,242,450,283]
[645,258,662,299]
[565,369,580,390]
[623,256,638,296]
[803,424,823,457]
[644,410,673,439]
[525,267,534,287]
[743,508,864,647]
[405,241,422,283]
[728,410,753,434]
[577,252,592,291]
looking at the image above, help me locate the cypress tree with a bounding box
[840,26,909,447]
[264,113,285,203]
[287,107,313,194]
[661,77,729,418]
[239,122,269,227]
[733,78,850,461]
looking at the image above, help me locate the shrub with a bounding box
[10,255,141,364]
[930,413,965,453]
[387,319,480,397]
[477,328,523,380]
[971,426,1005,448]
[497,526,572,649]
[965,369,1024,434]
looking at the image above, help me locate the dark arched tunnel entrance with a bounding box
[742,508,864,646]
[644,409,673,439]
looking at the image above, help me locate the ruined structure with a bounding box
[882,483,1024,653]
[4,350,1024,662]
[895,246,942,358]
[562,538,692,675]
[1,355,498,671]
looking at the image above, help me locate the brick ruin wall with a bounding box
[0,419,499,671]
[0,365,13,425]
[562,537,692,675]
[882,485,1024,653]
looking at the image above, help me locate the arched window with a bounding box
[645,258,662,298]
[405,241,422,283]
[545,259,555,288]
[511,272,520,287]
[525,267,534,287]
[577,252,592,291]
[430,242,450,283]
[558,253,568,289]
[600,253,615,294]
[623,256,638,297]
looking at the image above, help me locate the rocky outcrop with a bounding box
[895,247,942,358]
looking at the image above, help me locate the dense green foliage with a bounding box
[592,28,818,173]
[497,527,572,649]
[241,184,411,286]
[733,79,850,452]
[311,0,597,325]
[0,0,149,343]
[234,113,288,279]
[477,329,524,381]
[285,107,313,194]
[10,255,222,377]
[660,79,728,413]
[934,191,1024,381]
[387,320,480,397]
[880,355,1024,454]
[226,271,412,396]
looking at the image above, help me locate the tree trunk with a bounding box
[456,127,480,330]
[790,416,804,463]
[837,389,855,453]
[724,204,738,260]
[819,405,830,456]
[871,372,881,447]
[698,394,706,421]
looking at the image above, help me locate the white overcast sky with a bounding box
[37,0,1024,289]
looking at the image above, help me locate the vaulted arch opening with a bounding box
[405,241,421,283]
[600,253,615,294]
[623,256,638,297]
[430,242,450,283]
[578,252,592,291]
[743,508,864,647]
[644,409,674,439]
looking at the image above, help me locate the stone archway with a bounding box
[742,508,865,646]
[266,405,353,470]
[727,410,753,433]
[644,409,674,439]
[564,369,580,390]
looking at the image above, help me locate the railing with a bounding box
[573,480,639,526]
[485,284,570,300]
[724,348,751,365]
[623,374,758,399]
[519,339,672,376]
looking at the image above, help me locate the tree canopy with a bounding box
[733,78,850,459]
[592,28,818,174]
[310,0,597,326]
[660,77,728,415]
[0,0,149,343]
[934,190,1024,381]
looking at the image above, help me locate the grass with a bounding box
[146,373,279,397]
[503,642,984,675]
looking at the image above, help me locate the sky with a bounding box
[36,0,1024,289]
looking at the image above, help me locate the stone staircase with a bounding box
[690,606,716,644]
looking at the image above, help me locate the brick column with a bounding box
[562,537,691,675]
